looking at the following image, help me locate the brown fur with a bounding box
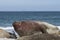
[13,21,48,37]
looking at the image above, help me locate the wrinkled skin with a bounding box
[12,21,48,37]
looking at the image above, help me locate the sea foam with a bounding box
[57,26,60,30]
[0,26,19,37]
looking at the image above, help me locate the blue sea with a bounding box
[0,11,60,33]
[0,11,60,35]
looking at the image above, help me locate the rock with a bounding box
[0,29,17,38]
[9,31,17,39]
[0,38,16,40]
[0,29,11,38]
[17,32,60,40]
[12,20,60,37]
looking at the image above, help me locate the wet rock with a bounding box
[9,31,17,39]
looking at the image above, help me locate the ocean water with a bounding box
[0,11,60,26]
[0,11,60,33]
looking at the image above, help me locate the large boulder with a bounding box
[0,29,17,38]
[17,32,60,40]
[0,29,11,38]
[12,20,60,37]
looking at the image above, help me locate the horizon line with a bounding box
[0,11,60,12]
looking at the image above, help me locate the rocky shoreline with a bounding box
[0,33,60,40]
[17,33,60,40]
[0,20,60,40]
[0,38,15,40]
